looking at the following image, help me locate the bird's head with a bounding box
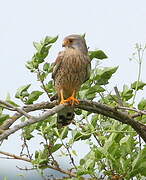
[62,34,88,54]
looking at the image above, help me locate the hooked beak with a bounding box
[62,40,68,47]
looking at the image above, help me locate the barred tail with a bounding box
[57,106,74,128]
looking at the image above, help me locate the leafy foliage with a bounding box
[89,50,108,60]
[0,36,146,180]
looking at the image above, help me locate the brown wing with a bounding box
[84,56,91,83]
[52,51,63,81]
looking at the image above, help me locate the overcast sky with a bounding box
[0,0,146,179]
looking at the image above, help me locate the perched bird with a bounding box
[52,34,91,126]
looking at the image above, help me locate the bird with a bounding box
[52,34,91,127]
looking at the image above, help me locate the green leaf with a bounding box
[26,91,43,104]
[60,127,69,139]
[131,147,146,177]
[38,71,47,81]
[38,159,48,165]
[72,130,82,141]
[79,150,95,170]
[89,50,108,60]
[0,107,3,115]
[44,35,58,44]
[44,80,54,93]
[80,134,91,140]
[43,63,53,73]
[5,93,19,107]
[15,84,31,99]
[0,114,9,125]
[53,128,60,137]
[94,66,118,85]
[86,85,105,95]
[33,42,41,51]
[121,85,133,101]
[120,135,130,145]
[72,150,77,156]
[103,133,118,154]
[85,93,96,100]
[138,98,146,110]
[50,144,62,153]
[94,148,103,161]
[22,124,36,140]
[34,45,52,63]
[131,81,146,90]
[25,61,37,71]
[74,109,82,115]
[91,115,98,128]
[43,63,50,71]
[35,151,39,159]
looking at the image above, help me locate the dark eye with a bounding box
[69,39,73,43]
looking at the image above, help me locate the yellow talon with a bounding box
[60,99,69,104]
[66,96,79,105]
[59,89,79,105]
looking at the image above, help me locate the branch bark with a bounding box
[0,100,57,130]
[0,104,65,141]
[0,150,77,177]
[0,100,146,142]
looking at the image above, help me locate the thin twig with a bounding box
[0,104,65,141]
[37,68,51,99]
[1,100,146,142]
[0,100,57,130]
[0,150,77,177]
[61,140,77,170]
[20,136,33,160]
[114,86,124,106]
[117,106,146,115]
[16,166,36,171]
[132,44,144,104]
[0,100,32,119]
[44,135,59,168]
[0,150,31,162]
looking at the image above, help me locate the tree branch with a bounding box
[0,99,146,142]
[0,100,57,130]
[116,106,146,116]
[77,100,146,142]
[0,100,31,119]
[0,150,30,162]
[114,86,124,106]
[0,150,76,177]
[0,104,65,141]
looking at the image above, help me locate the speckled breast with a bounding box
[55,49,88,96]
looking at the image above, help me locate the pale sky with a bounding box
[0,0,146,179]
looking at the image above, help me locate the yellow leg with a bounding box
[59,89,79,105]
[60,89,68,104]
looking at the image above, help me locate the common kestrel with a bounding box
[52,34,91,126]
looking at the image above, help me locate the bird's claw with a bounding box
[60,99,69,104]
[65,96,79,105]
[60,97,79,105]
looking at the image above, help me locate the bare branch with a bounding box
[0,150,31,162]
[0,99,146,142]
[0,99,32,119]
[37,68,51,99]
[0,150,77,177]
[77,100,146,142]
[61,140,77,170]
[114,86,124,106]
[0,104,65,141]
[0,100,57,130]
[117,106,146,116]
